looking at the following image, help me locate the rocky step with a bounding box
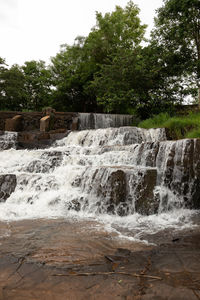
[72,166,158,216]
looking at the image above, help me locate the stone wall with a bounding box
[0,111,78,131]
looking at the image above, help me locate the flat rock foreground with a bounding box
[0,218,200,300]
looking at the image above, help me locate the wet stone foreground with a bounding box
[0,219,200,300]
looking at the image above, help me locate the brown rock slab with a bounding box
[0,219,200,300]
[5,115,23,132]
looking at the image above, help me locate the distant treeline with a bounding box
[0,0,199,119]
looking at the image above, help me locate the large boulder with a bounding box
[0,174,17,202]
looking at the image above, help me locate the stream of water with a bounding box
[0,127,199,244]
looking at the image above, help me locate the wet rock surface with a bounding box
[134,169,158,215]
[0,129,200,215]
[0,175,16,202]
[0,131,18,150]
[0,219,200,300]
[0,111,77,132]
[17,130,69,149]
[156,139,200,210]
[78,167,158,215]
[26,151,63,173]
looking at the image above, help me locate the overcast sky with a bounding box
[0,0,163,66]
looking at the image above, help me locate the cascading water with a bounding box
[0,127,199,243]
[78,113,135,129]
[0,131,18,150]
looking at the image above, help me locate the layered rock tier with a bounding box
[0,126,199,218]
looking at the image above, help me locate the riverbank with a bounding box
[138,111,200,139]
[0,218,200,300]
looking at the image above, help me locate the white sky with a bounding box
[0,0,163,66]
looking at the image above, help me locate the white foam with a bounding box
[0,127,198,243]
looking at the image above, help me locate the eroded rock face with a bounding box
[76,167,158,216]
[156,139,200,210]
[0,174,17,202]
[0,125,200,217]
[133,169,158,215]
[73,138,200,215]
[110,170,127,206]
[25,151,63,173]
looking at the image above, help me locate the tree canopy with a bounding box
[0,0,199,118]
[22,60,52,111]
[152,0,200,105]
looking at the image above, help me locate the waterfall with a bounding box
[78,113,135,129]
[56,127,167,147]
[0,131,18,150]
[0,126,198,240]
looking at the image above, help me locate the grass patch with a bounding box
[138,112,200,139]
[138,113,170,129]
[185,128,200,138]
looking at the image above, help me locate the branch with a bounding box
[52,271,162,280]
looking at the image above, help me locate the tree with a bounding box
[85,1,147,113]
[85,1,146,61]
[51,1,147,113]
[152,0,200,106]
[22,60,52,111]
[0,57,6,72]
[0,63,27,111]
[51,37,98,112]
[93,43,181,117]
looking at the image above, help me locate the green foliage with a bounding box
[138,113,170,129]
[89,1,147,113]
[22,60,52,111]
[164,117,197,139]
[0,58,52,111]
[50,1,147,114]
[51,38,97,112]
[152,0,200,104]
[0,64,27,111]
[186,128,200,138]
[86,1,146,57]
[1,0,199,115]
[139,111,200,139]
